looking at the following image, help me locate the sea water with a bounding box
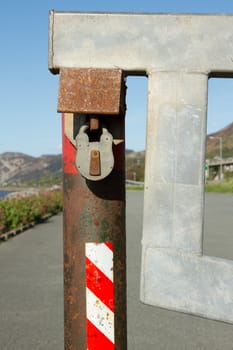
[0,191,12,199]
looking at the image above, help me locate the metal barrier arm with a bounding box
[49,11,233,75]
[49,14,233,348]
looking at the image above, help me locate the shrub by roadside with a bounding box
[0,189,62,240]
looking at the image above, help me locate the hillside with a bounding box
[0,123,232,185]
[126,122,233,181]
[206,122,233,159]
[0,152,62,187]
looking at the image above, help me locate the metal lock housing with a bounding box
[75,125,114,181]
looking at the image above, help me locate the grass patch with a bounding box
[205,179,233,193]
[126,185,144,191]
[126,181,233,193]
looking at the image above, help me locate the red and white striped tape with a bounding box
[86,242,115,349]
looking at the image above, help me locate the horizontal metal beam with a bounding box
[49,11,233,74]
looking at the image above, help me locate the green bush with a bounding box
[0,190,62,235]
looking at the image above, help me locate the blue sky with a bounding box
[0,1,233,156]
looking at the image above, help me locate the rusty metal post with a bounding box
[58,69,127,349]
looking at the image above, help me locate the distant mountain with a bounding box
[126,122,233,181]
[206,122,233,159]
[0,123,232,186]
[0,149,146,186]
[0,152,62,186]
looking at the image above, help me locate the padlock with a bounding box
[75,125,114,181]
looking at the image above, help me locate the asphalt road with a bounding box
[0,192,232,350]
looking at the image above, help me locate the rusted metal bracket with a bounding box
[58,68,126,115]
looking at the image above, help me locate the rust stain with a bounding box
[73,313,80,321]
[89,116,99,131]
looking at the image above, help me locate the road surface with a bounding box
[0,192,232,349]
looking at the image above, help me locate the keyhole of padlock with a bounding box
[89,149,101,176]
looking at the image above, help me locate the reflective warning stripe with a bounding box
[87,320,114,350]
[86,243,114,349]
[86,257,114,312]
[86,242,114,282]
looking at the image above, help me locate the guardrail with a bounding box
[206,157,233,167]
[126,180,144,186]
